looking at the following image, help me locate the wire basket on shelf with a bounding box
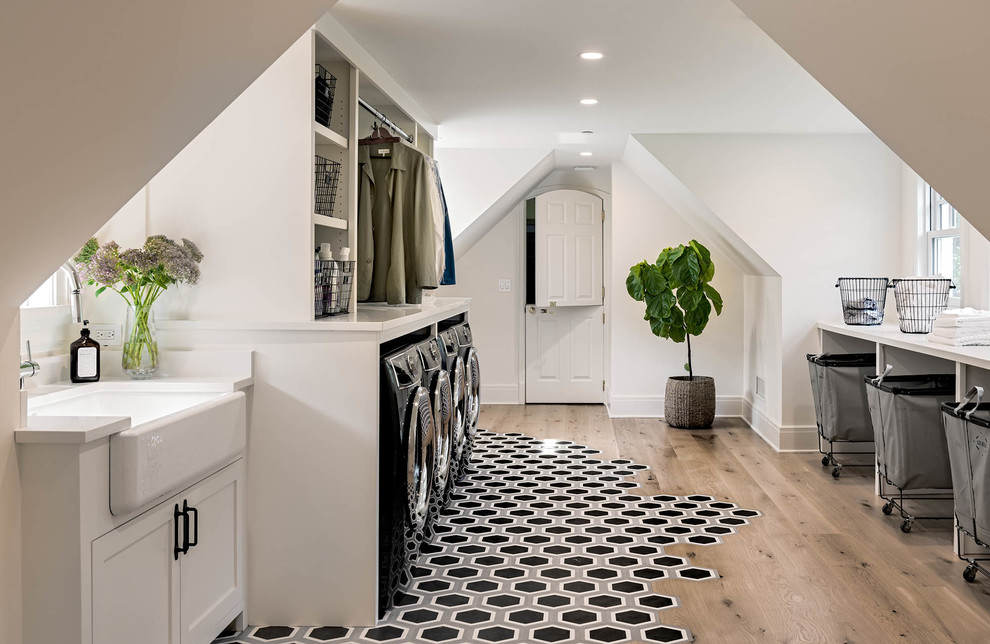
[315,259,355,318]
[890,278,954,334]
[836,277,889,326]
[315,64,337,127]
[314,155,341,217]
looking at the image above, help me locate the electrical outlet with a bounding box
[89,323,122,346]
[498,279,512,292]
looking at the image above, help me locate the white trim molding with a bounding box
[741,397,818,452]
[607,395,743,419]
[481,384,524,405]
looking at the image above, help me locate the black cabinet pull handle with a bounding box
[180,500,192,556]
[173,504,184,560]
[187,503,199,549]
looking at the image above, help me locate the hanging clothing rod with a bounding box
[358,97,414,144]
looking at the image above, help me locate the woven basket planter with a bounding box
[664,376,716,429]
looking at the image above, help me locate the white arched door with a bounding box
[526,190,605,403]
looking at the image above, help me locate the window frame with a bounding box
[923,184,962,308]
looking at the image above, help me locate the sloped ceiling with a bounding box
[0,0,336,309]
[731,0,990,238]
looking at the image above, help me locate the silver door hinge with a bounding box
[602,380,606,391]
[602,312,605,324]
[601,211,605,222]
[602,287,605,299]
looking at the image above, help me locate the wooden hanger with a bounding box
[359,122,398,157]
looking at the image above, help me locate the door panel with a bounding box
[93,499,180,644]
[526,306,604,403]
[180,462,244,644]
[535,190,603,307]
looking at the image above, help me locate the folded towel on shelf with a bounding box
[931,324,990,338]
[929,332,990,347]
[934,308,990,326]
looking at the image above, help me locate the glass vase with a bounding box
[122,303,159,379]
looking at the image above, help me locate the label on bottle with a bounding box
[77,347,98,378]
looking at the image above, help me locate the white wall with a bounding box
[608,162,745,418]
[436,148,552,237]
[638,134,903,448]
[438,204,525,403]
[731,0,990,242]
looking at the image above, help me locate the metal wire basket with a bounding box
[891,278,954,334]
[836,277,889,326]
[315,64,336,127]
[315,259,354,317]
[314,155,341,217]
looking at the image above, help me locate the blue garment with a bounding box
[432,162,456,285]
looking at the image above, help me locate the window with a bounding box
[924,185,962,305]
[21,272,65,309]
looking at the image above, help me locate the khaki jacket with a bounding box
[357,143,438,304]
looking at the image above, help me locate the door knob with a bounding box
[548,301,557,314]
[527,306,536,314]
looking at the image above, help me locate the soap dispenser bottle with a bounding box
[70,320,100,383]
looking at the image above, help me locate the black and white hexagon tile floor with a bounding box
[217,430,760,644]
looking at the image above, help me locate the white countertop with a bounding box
[157,297,471,342]
[818,320,990,371]
[16,351,253,445]
[158,297,471,333]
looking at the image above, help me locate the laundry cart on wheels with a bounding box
[865,368,956,533]
[942,387,990,582]
[808,352,876,478]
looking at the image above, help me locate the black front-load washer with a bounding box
[416,337,454,532]
[379,346,435,617]
[438,328,468,483]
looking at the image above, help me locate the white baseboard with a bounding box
[607,395,743,419]
[741,397,818,452]
[480,384,523,405]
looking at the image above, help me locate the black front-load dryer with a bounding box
[416,338,454,531]
[438,328,468,484]
[454,322,481,479]
[379,346,436,618]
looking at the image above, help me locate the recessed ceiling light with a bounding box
[580,52,604,60]
[580,151,593,157]
[581,130,594,134]
[580,98,598,105]
[573,165,597,171]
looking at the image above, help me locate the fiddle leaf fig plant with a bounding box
[626,240,722,379]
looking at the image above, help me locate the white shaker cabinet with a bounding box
[91,461,245,644]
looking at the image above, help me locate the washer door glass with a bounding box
[451,357,467,459]
[406,386,434,531]
[466,347,481,430]
[432,370,453,490]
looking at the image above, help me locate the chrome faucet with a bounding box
[59,261,83,324]
[20,340,39,388]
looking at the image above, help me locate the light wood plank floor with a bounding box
[478,404,990,643]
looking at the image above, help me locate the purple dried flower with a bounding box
[86,241,123,285]
[182,238,204,263]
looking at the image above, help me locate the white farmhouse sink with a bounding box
[30,388,247,515]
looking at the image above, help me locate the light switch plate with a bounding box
[498,279,512,292]
[89,323,122,346]
[755,376,766,398]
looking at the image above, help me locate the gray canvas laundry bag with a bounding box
[867,371,954,490]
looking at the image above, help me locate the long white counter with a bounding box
[818,320,988,559]
[158,297,472,343]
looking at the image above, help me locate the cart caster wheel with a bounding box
[882,502,893,515]
[964,564,978,583]
[831,467,840,479]
[822,456,830,466]
[900,520,912,533]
